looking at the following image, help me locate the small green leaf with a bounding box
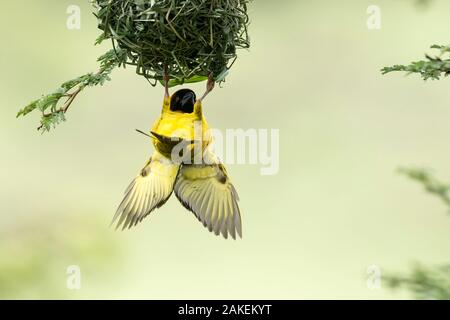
[159,75,209,88]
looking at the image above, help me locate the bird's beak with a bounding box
[135,129,152,138]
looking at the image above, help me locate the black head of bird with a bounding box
[170,89,196,114]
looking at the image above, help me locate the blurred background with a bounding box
[1,0,450,299]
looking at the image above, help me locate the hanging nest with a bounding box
[93,0,251,86]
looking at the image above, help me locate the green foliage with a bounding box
[384,3,450,301]
[93,0,251,85]
[17,49,126,132]
[399,167,450,211]
[386,264,450,299]
[382,45,450,80]
[387,168,450,299]
[19,1,252,133]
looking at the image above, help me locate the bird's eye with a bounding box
[170,89,196,113]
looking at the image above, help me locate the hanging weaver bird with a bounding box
[112,73,242,239]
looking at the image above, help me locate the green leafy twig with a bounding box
[382,45,450,81]
[390,168,450,299]
[399,167,450,211]
[17,49,126,132]
[385,264,450,299]
[388,169,450,299]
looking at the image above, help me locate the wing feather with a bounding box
[174,151,242,239]
[112,151,180,230]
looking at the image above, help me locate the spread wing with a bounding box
[112,151,180,230]
[174,151,242,239]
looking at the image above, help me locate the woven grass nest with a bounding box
[94,0,251,86]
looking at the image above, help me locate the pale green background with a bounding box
[1,0,450,299]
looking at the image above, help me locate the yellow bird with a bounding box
[112,74,242,239]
